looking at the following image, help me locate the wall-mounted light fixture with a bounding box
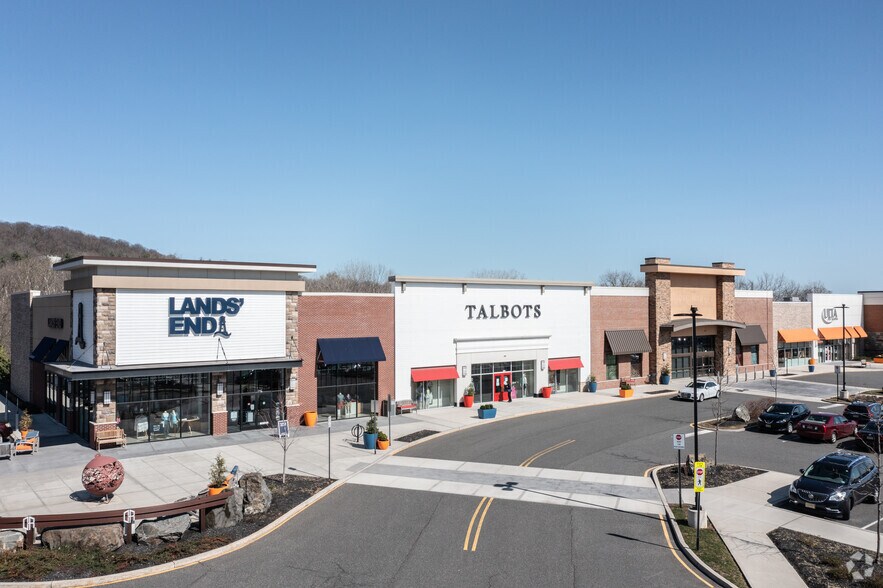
[103,391,111,405]
[461,366,467,377]
[663,352,668,361]
[540,360,546,371]
[216,382,225,397]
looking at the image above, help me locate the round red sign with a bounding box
[696,468,704,476]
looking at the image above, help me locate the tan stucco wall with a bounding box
[670,274,718,320]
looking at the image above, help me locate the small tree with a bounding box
[365,413,379,435]
[209,453,227,489]
[259,390,300,483]
[18,409,32,431]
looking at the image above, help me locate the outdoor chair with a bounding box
[0,441,13,460]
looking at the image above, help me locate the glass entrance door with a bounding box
[493,372,511,402]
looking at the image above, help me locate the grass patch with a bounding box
[670,505,749,588]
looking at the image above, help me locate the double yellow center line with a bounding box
[462,439,576,552]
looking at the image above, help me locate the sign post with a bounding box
[694,461,706,550]
[327,415,332,480]
[673,433,686,508]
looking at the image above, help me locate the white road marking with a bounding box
[684,430,713,439]
[861,519,883,530]
[817,403,841,409]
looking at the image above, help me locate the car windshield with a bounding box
[686,382,706,388]
[861,422,882,433]
[805,415,828,423]
[803,462,849,484]
[767,404,794,414]
[847,405,868,412]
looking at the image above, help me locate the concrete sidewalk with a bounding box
[0,385,672,517]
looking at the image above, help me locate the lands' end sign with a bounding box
[465,304,541,320]
[168,297,244,338]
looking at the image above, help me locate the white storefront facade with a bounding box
[808,293,865,362]
[392,277,592,407]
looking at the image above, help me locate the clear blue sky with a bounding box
[2,2,880,292]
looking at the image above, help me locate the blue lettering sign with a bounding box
[168,297,244,338]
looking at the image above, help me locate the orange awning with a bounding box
[854,326,869,338]
[819,327,853,340]
[846,327,861,339]
[778,328,818,343]
[548,357,584,371]
[411,366,460,382]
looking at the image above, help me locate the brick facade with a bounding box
[297,294,394,423]
[591,293,649,389]
[864,304,883,356]
[10,291,37,404]
[735,296,775,367]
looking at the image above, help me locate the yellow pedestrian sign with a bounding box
[694,461,706,493]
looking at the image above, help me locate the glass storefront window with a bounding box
[551,368,579,393]
[411,379,456,409]
[470,361,535,401]
[316,363,377,420]
[117,373,212,444]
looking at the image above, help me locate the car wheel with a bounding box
[830,430,838,444]
[841,498,853,521]
[867,488,880,505]
[699,394,705,402]
[787,422,794,434]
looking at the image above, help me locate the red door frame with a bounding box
[493,372,512,402]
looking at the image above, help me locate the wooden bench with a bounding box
[396,401,418,415]
[96,427,127,450]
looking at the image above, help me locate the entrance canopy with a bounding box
[411,366,459,382]
[604,330,651,355]
[317,337,386,365]
[29,337,57,361]
[778,328,818,343]
[548,357,584,371]
[735,325,767,346]
[662,319,746,334]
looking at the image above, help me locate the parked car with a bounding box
[757,403,811,434]
[843,402,882,425]
[677,380,720,402]
[795,413,856,443]
[788,451,878,520]
[856,420,883,452]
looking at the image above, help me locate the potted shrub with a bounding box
[660,364,671,386]
[377,431,390,450]
[463,383,475,408]
[18,409,32,439]
[477,404,497,419]
[587,374,598,393]
[619,380,634,398]
[363,413,379,450]
[208,453,228,496]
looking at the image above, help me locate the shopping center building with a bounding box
[9,255,872,448]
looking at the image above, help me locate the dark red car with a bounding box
[796,413,857,443]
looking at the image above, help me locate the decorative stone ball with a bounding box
[82,454,125,498]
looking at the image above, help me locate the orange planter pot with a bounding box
[19,429,28,440]
[541,387,552,398]
[619,389,634,398]
[377,439,390,450]
[208,486,225,496]
[463,395,474,407]
[303,411,318,427]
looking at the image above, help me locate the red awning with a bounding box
[548,357,584,371]
[411,366,460,382]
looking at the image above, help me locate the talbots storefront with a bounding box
[392,277,592,406]
[29,257,314,448]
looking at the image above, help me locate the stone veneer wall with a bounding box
[89,378,118,445]
[646,262,672,382]
[94,289,116,367]
[10,291,37,404]
[714,263,737,377]
[284,292,300,419]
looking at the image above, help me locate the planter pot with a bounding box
[363,432,378,450]
[377,439,390,450]
[588,382,598,393]
[208,486,225,496]
[660,374,671,386]
[619,388,634,398]
[477,408,497,419]
[687,507,707,529]
[808,365,815,373]
[303,411,318,427]
[19,429,28,440]
[541,387,552,399]
[463,395,474,408]
[770,369,777,377]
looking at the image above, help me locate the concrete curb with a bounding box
[650,465,742,588]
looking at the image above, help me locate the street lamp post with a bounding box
[675,306,702,551]
[841,303,848,395]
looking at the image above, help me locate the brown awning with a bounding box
[778,328,818,343]
[736,325,767,346]
[605,329,651,356]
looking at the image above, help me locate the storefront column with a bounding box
[646,260,672,382]
[89,378,118,449]
[212,373,227,436]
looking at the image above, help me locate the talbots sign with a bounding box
[168,297,245,338]
[465,304,541,320]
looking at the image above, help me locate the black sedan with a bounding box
[857,420,883,452]
[844,402,883,425]
[789,452,878,520]
[758,403,811,434]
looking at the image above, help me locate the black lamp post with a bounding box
[841,303,849,395]
[675,306,702,550]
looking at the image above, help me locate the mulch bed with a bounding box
[657,464,764,489]
[0,474,333,582]
[395,429,439,443]
[698,418,748,430]
[769,527,883,587]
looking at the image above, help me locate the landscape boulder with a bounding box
[205,487,244,529]
[135,514,192,545]
[239,472,272,516]
[0,530,24,552]
[734,404,751,423]
[42,524,124,552]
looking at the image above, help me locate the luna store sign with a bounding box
[168,297,245,338]
[465,304,541,320]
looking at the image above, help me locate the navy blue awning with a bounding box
[317,337,386,365]
[29,337,57,361]
[44,339,69,362]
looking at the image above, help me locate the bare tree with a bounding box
[305,261,394,293]
[469,269,526,279]
[737,272,830,301]
[597,270,643,287]
[258,390,300,483]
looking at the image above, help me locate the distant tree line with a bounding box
[736,272,830,301]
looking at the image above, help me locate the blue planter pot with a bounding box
[809,365,815,373]
[660,374,671,386]
[588,382,598,393]
[363,432,378,450]
[770,369,777,377]
[477,408,497,419]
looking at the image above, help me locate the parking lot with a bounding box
[731,366,883,400]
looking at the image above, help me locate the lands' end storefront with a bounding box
[392,277,592,406]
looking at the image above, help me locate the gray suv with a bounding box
[789,452,879,520]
